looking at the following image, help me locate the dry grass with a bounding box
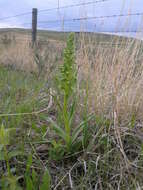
[0,40,37,72]
[0,35,65,76]
[77,36,143,124]
[1,32,143,189]
[1,32,143,123]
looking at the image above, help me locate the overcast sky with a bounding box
[0,0,143,35]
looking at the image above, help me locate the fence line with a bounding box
[37,12,143,24]
[0,11,32,21]
[18,11,143,32]
[0,6,143,32]
[0,3,143,44]
[0,0,111,21]
[38,0,111,13]
[1,9,143,25]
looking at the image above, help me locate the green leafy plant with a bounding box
[39,170,51,190]
[24,155,51,190]
[0,124,23,162]
[0,124,15,176]
[1,175,22,190]
[0,124,22,190]
[47,33,93,159]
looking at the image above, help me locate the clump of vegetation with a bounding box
[34,48,48,77]
[1,34,12,46]
[0,125,51,190]
[1,32,143,189]
[48,33,93,160]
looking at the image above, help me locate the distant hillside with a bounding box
[0,28,139,44]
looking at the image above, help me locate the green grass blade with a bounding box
[47,117,67,142]
[40,169,51,190]
[72,114,94,144]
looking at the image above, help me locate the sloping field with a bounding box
[1,30,143,189]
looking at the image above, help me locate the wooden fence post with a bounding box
[32,8,38,47]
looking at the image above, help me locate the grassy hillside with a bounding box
[0,28,136,42]
[1,30,143,189]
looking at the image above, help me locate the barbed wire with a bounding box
[0,12,32,21]
[38,0,111,13]
[37,12,143,24]
[0,0,111,21]
[0,1,142,34]
[21,11,143,29]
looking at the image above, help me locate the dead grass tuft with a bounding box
[77,36,143,123]
[0,40,37,72]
